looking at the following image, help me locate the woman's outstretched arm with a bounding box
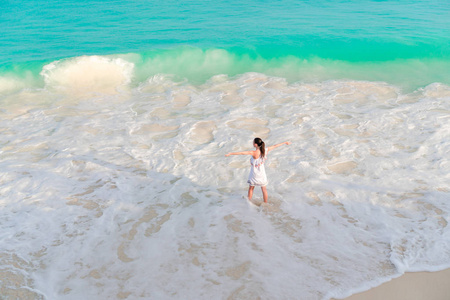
[225,150,254,157]
[267,141,291,152]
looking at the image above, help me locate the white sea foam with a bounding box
[40,56,134,96]
[0,70,449,299]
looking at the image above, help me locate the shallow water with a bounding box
[1,58,449,298]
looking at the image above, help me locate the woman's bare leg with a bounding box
[261,186,268,203]
[248,186,255,200]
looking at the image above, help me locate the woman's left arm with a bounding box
[225,150,254,157]
[267,141,291,152]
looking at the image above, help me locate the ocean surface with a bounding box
[1,0,449,299]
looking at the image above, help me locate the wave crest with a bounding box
[40,56,134,94]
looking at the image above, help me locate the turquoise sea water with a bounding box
[1,1,450,299]
[1,0,449,89]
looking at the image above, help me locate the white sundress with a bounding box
[247,155,268,186]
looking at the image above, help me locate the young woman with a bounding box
[225,138,291,203]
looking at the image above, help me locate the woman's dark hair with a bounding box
[254,137,265,158]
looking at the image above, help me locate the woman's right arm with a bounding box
[267,141,291,152]
[225,150,254,157]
